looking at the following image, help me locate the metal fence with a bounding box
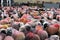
[44,3,59,8]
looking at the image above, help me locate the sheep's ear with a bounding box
[44,23,49,29]
[6,29,12,36]
[1,30,6,34]
[18,23,20,28]
[0,29,7,34]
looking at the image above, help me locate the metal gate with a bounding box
[0,0,12,7]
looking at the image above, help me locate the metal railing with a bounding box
[0,0,13,7]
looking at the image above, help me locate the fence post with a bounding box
[7,0,9,6]
[1,0,3,7]
[9,0,11,6]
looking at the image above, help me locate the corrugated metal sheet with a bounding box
[14,0,60,3]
